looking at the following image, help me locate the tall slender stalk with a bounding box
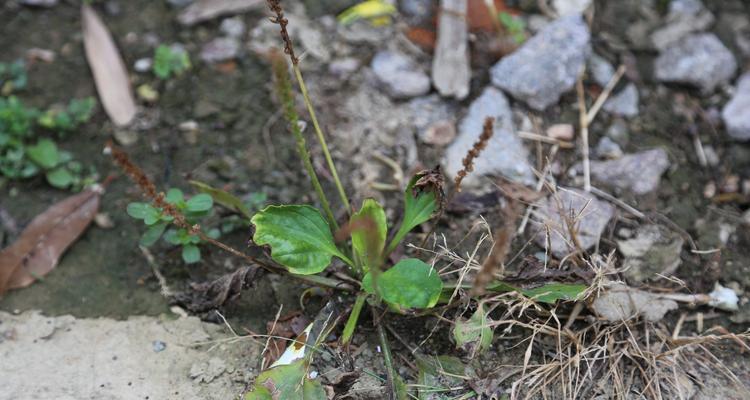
[267,0,351,215]
[271,53,338,229]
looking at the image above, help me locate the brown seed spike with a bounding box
[266,0,298,65]
[454,117,494,192]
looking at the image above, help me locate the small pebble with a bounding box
[134,58,152,73]
[546,123,574,140]
[152,340,166,353]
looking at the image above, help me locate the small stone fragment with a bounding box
[219,17,246,38]
[588,53,615,87]
[490,15,591,110]
[19,0,58,7]
[546,123,574,141]
[94,213,115,229]
[602,83,639,117]
[134,58,152,73]
[328,57,360,78]
[421,120,456,146]
[594,136,623,159]
[371,51,431,99]
[722,73,750,141]
[200,37,240,63]
[152,340,167,352]
[654,33,737,92]
[553,0,592,16]
[617,224,684,283]
[592,283,678,322]
[589,148,670,194]
[530,188,614,258]
[651,0,714,50]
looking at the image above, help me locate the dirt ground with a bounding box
[1,0,750,399]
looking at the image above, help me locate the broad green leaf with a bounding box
[163,229,181,245]
[453,304,493,356]
[165,188,184,204]
[45,167,74,188]
[416,355,467,400]
[186,193,213,212]
[362,258,442,309]
[252,205,352,274]
[126,202,150,219]
[140,222,167,246]
[190,179,252,219]
[386,174,437,255]
[26,139,59,169]
[244,360,326,400]
[182,244,200,263]
[350,199,387,269]
[143,207,163,225]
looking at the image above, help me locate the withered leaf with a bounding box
[82,4,136,126]
[0,188,101,294]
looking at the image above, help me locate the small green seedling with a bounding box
[0,60,28,95]
[127,188,218,264]
[498,12,526,44]
[0,96,96,188]
[153,45,191,80]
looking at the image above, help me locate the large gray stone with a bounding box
[722,73,750,140]
[531,188,614,258]
[371,51,431,99]
[443,87,534,186]
[490,15,590,110]
[589,148,670,195]
[654,33,737,92]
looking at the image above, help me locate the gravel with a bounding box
[654,33,737,92]
[589,148,670,194]
[371,51,431,99]
[490,15,591,110]
[722,73,750,140]
[602,83,639,117]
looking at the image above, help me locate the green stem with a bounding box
[273,60,338,229]
[375,313,399,400]
[341,293,367,346]
[292,65,351,215]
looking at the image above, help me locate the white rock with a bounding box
[654,33,737,92]
[602,83,639,117]
[371,51,431,99]
[722,73,750,140]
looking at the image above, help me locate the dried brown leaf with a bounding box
[81,4,136,126]
[178,0,264,26]
[0,188,101,294]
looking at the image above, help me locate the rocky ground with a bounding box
[2,0,750,398]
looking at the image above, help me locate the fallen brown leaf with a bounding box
[0,188,101,294]
[81,4,136,126]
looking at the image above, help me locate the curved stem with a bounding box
[293,65,351,215]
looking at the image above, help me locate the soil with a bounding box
[1,0,750,399]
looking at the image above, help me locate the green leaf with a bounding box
[251,205,352,274]
[189,179,252,219]
[185,193,213,212]
[350,199,387,269]
[163,229,181,245]
[182,244,201,264]
[143,207,163,225]
[386,174,437,255]
[140,222,168,246]
[26,139,59,169]
[126,202,151,219]
[165,188,184,204]
[519,283,587,304]
[362,258,442,309]
[244,360,326,400]
[45,167,74,188]
[453,304,493,356]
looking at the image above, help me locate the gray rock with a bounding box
[588,53,615,87]
[408,95,457,145]
[654,33,737,92]
[589,148,670,194]
[592,283,678,322]
[167,0,194,7]
[443,87,534,186]
[594,136,623,159]
[200,37,240,63]
[19,0,58,6]
[602,83,639,117]
[722,73,750,140]
[618,224,684,283]
[328,57,360,78]
[371,51,430,99]
[651,0,714,50]
[490,15,590,110]
[400,0,434,25]
[134,58,152,73]
[605,119,629,145]
[219,17,246,38]
[531,188,614,258]
[553,0,591,16]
